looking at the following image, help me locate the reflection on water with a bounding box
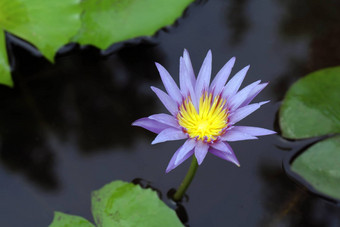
[16,43,162,152]
[0,87,58,190]
[279,0,340,38]
[309,28,340,71]
[0,41,163,189]
[225,0,250,45]
[270,0,340,102]
[271,59,308,101]
[279,0,340,71]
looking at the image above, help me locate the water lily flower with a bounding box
[133,50,275,173]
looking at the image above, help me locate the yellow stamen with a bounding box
[177,92,229,142]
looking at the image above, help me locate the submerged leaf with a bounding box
[0,0,82,62]
[0,31,12,86]
[291,136,340,200]
[49,211,95,227]
[73,0,194,49]
[279,66,340,139]
[91,180,183,227]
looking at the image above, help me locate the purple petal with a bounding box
[211,57,236,97]
[240,82,268,107]
[132,118,169,134]
[148,113,179,128]
[194,140,209,165]
[229,101,268,124]
[222,65,250,99]
[152,128,187,144]
[166,146,194,173]
[232,126,276,136]
[155,62,182,104]
[211,141,232,154]
[183,49,196,86]
[221,129,258,141]
[175,139,196,165]
[179,57,198,109]
[195,50,212,98]
[179,57,190,96]
[209,146,240,167]
[228,80,261,111]
[151,86,178,116]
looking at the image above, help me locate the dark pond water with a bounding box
[1,0,340,226]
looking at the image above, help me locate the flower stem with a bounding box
[173,156,198,202]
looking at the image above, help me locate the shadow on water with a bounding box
[0,38,164,189]
[259,163,340,227]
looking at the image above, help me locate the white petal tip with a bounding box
[131,120,141,126]
[155,62,166,71]
[166,161,177,173]
[267,130,277,135]
[238,65,250,74]
[150,86,157,92]
[233,160,241,167]
[204,50,212,60]
[151,139,159,145]
[260,100,270,105]
[174,158,182,166]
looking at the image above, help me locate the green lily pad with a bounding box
[92,180,183,227]
[291,136,340,200]
[279,66,340,139]
[73,0,194,49]
[49,211,95,227]
[0,31,12,87]
[0,0,81,62]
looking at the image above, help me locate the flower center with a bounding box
[177,92,229,142]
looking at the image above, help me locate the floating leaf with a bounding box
[92,180,183,227]
[73,0,194,49]
[0,0,81,62]
[291,136,340,200]
[280,67,340,201]
[280,66,340,139]
[49,211,95,227]
[0,31,12,86]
